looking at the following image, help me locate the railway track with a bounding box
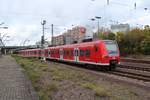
[118,61,150,72]
[121,58,150,64]
[116,58,150,81]
[111,67,150,82]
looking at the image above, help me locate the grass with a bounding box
[39,81,58,100]
[47,65,95,82]
[81,82,109,97]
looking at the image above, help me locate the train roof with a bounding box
[47,40,115,49]
[20,40,115,51]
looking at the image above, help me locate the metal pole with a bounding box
[42,23,44,48]
[51,24,53,46]
[107,0,109,5]
[41,20,46,61]
[43,23,44,37]
[95,16,101,38]
[97,20,99,35]
[41,20,46,48]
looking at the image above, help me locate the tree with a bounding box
[116,32,129,55]
[107,32,115,40]
[116,32,125,43]
[124,28,145,54]
[97,32,115,40]
[140,36,150,55]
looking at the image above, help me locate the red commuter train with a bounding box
[19,40,120,70]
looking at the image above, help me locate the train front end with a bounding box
[101,40,120,69]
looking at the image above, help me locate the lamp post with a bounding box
[91,16,101,39]
[51,24,53,46]
[41,20,46,48]
[95,16,101,34]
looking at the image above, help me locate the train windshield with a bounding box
[104,41,118,56]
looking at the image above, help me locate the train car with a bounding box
[18,40,120,70]
[46,40,120,69]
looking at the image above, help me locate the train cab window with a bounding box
[86,49,90,57]
[80,50,84,56]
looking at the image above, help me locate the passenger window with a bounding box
[69,50,71,56]
[86,49,90,57]
[48,51,50,55]
[80,50,84,56]
[64,50,66,55]
[51,51,54,55]
[67,50,69,55]
[72,50,74,55]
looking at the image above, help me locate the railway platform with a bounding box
[0,55,38,100]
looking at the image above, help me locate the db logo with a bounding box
[80,27,86,33]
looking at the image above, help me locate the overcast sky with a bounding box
[0,0,150,46]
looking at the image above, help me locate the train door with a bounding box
[59,49,63,60]
[74,48,79,62]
